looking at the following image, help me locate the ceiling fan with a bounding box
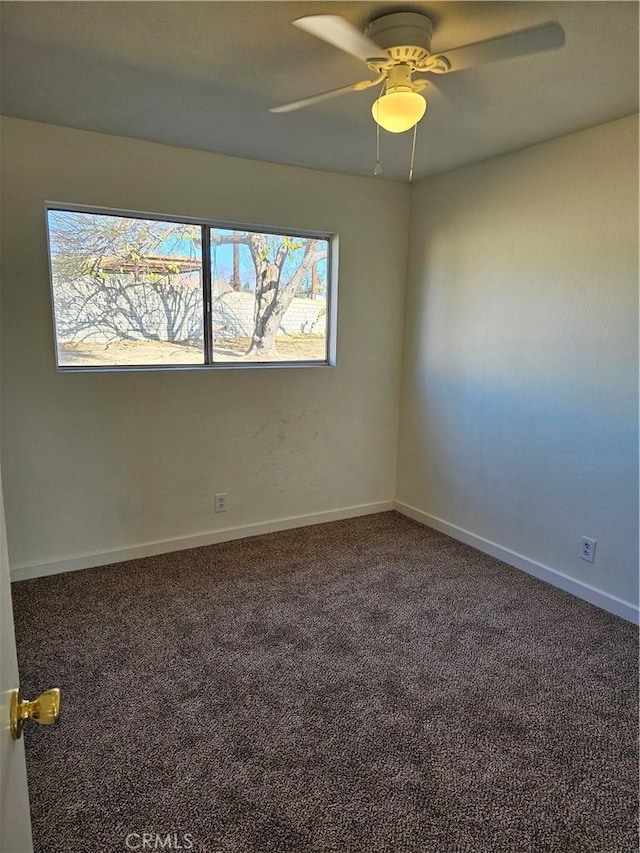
[271,12,565,134]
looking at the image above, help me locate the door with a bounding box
[0,477,34,853]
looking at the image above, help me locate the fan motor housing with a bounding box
[365,12,434,65]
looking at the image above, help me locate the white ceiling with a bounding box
[0,1,637,182]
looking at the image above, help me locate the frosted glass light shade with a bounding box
[372,90,427,133]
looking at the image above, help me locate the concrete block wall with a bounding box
[212,292,327,339]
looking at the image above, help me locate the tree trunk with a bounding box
[231,238,240,291]
[310,239,318,299]
[245,238,326,356]
[246,260,282,356]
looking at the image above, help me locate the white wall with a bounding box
[397,115,639,614]
[2,115,638,621]
[0,118,409,572]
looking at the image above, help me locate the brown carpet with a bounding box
[12,512,639,853]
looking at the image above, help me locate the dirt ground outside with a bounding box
[58,334,327,367]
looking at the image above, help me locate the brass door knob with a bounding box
[10,688,61,740]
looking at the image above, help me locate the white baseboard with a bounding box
[12,500,639,626]
[394,501,639,625]
[10,501,395,583]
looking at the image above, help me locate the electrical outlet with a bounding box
[580,536,596,563]
[215,493,227,513]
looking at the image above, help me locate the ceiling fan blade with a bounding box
[293,15,389,64]
[432,22,565,73]
[270,80,378,114]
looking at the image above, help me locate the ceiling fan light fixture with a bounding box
[371,88,427,133]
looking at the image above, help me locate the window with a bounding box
[46,206,335,370]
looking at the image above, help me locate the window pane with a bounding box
[48,210,204,367]
[210,229,329,363]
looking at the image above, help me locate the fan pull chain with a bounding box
[373,79,387,177]
[409,122,418,182]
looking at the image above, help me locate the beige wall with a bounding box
[0,118,409,570]
[2,115,638,615]
[397,115,639,608]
